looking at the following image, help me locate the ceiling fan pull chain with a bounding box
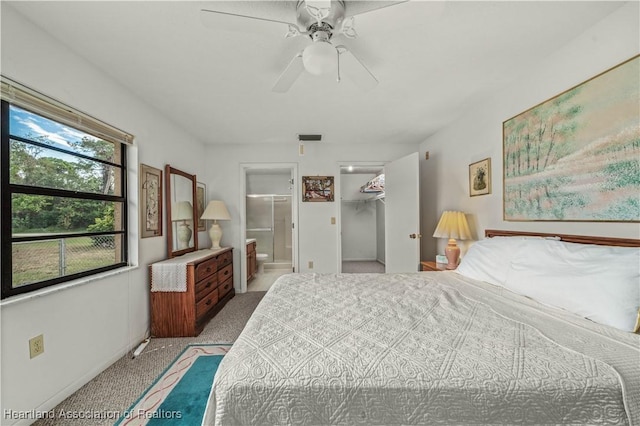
[336,46,349,83]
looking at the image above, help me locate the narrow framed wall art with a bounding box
[140,163,163,238]
[196,182,206,231]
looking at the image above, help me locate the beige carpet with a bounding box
[342,260,385,273]
[33,291,265,426]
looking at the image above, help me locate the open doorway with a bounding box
[339,164,386,273]
[338,153,421,274]
[241,164,298,292]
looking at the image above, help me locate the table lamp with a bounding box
[432,211,471,269]
[173,201,193,250]
[201,200,231,249]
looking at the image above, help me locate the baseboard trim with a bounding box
[21,336,145,426]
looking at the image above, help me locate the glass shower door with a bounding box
[272,196,292,263]
[246,196,274,262]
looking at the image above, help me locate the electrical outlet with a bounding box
[308,261,314,269]
[331,217,336,225]
[29,334,44,359]
[425,151,430,160]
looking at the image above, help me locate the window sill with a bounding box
[0,265,139,307]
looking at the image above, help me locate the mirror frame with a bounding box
[165,165,199,258]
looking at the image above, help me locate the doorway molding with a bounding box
[239,163,299,293]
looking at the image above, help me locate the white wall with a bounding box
[341,174,377,261]
[204,142,418,284]
[0,5,209,423]
[419,2,640,260]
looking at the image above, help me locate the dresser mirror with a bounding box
[165,165,198,258]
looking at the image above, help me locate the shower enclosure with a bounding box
[246,194,292,268]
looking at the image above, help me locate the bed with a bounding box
[206,230,640,425]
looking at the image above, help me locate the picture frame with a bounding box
[469,158,491,197]
[302,176,335,202]
[503,55,639,222]
[140,164,163,238]
[196,182,206,231]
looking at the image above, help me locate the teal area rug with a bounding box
[115,344,230,426]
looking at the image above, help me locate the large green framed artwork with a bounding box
[503,55,639,222]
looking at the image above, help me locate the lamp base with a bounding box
[444,238,460,269]
[209,222,222,250]
[177,223,192,250]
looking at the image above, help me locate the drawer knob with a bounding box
[206,281,212,288]
[206,299,212,306]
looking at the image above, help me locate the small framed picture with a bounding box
[302,176,334,202]
[469,158,491,197]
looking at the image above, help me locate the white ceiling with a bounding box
[6,1,625,146]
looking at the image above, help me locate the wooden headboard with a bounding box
[485,229,640,248]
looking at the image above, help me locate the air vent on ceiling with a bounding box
[298,134,322,142]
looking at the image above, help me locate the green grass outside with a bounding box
[12,237,117,287]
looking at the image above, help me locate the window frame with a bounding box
[1,92,130,299]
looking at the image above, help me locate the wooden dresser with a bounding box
[150,248,234,337]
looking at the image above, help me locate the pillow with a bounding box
[504,238,640,332]
[456,236,540,287]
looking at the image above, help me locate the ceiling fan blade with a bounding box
[272,52,305,93]
[336,45,378,91]
[344,1,409,18]
[200,8,302,36]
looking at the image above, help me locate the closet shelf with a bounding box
[360,174,385,194]
[342,193,385,203]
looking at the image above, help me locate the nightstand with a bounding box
[421,261,450,271]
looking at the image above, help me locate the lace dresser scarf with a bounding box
[209,272,639,425]
[151,250,214,292]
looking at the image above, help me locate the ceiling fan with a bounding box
[200,0,406,93]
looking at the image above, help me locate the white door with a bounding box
[385,152,420,272]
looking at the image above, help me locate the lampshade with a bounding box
[433,211,471,240]
[172,201,193,222]
[302,41,337,76]
[201,200,231,221]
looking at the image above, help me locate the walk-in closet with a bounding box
[340,166,385,273]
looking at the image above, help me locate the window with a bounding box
[1,79,132,299]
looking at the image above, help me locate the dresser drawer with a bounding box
[219,277,233,298]
[217,263,233,283]
[217,250,233,267]
[196,288,219,320]
[195,257,217,282]
[195,275,218,302]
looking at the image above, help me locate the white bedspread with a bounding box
[208,272,640,425]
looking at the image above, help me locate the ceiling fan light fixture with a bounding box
[302,40,337,76]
